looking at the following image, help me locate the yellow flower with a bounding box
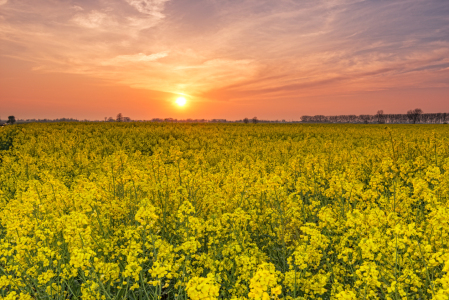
[186,274,220,300]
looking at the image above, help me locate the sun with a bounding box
[175,97,187,107]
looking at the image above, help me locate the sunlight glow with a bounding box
[175,97,187,106]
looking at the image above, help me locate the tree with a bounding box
[7,116,16,125]
[407,108,423,124]
[243,118,249,124]
[376,110,385,124]
[301,116,311,122]
[348,115,357,123]
[116,113,123,122]
[359,115,371,124]
[252,117,258,124]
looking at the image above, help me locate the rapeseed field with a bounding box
[0,123,448,300]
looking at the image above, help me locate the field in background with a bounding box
[1,123,448,300]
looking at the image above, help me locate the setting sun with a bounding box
[175,97,187,107]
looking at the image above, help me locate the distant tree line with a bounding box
[104,113,131,122]
[3,109,448,125]
[27,118,81,123]
[242,117,259,124]
[300,109,448,124]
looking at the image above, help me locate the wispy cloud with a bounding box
[103,52,169,65]
[72,11,113,28]
[125,0,170,17]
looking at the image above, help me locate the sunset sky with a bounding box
[1,0,448,120]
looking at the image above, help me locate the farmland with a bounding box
[0,123,448,300]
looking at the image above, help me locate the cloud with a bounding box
[125,0,170,17]
[103,52,168,65]
[1,0,448,107]
[72,11,111,28]
[71,5,84,12]
[0,0,7,6]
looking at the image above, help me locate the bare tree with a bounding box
[348,115,357,123]
[376,110,385,124]
[301,116,311,122]
[252,117,258,124]
[314,115,327,123]
[407,108,423,124]
[116,113,123,122]
[243,118,249,124]
[359,115,371,124]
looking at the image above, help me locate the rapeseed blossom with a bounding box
[248,263,282,300]
[186,274,220,300]
[0,122,448,299]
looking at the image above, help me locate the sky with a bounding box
[1,0,448,120]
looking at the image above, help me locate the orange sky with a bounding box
[1,0,448,120]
